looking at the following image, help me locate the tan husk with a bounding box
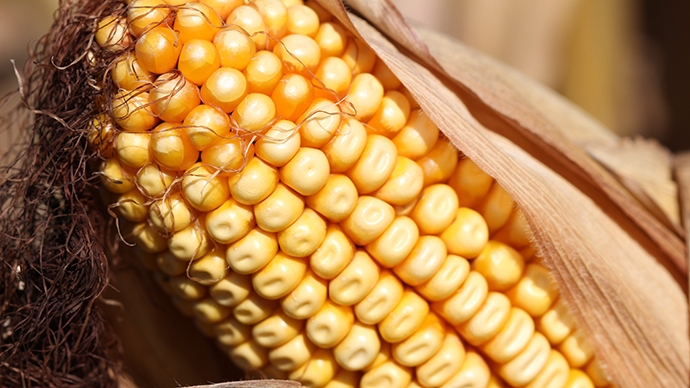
[314,0,689,387]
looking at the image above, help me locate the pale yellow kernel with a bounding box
[205,198,255,244]
[457,292,512,346]
[96,15,131,51]
[179,39,221,86]
[473,240,525,292]
[209,271,252,306]
[194,298,231,323]
[255,120,301,167]
[305,0,331,22]
[520,246,538,262]
[286,4,319,37]
[278,208,327,257]
[130,222,168,253]
[168,275,207,300]
[537,299,575,345]
[565,370,595,388]
[252,251,307,299]
[431,271,488,326]
[329,250,381,306]
[440,350,490,388]
[559,330,595,368]
[243,50,284,95]
[182,163,230,212]
[361,360,412,388]
[233,290,279,324]
[372,156,424,206]
[309,224,355,280]
[341,38,376,75]
[268,332,316,371]
[156,251,187,276]
[135,27,182,75]
[324,368,362,388]
[226,227,278,274]
[306,174,358,223]
[189,250,227,285]
[200,67,248,114]
[201,0,243,20]
[148,192,193,234]
[415,254,470,302]
[481,307,535,364]
[230,340,269,370]
[527,350,570,388]
[314,22,347,58]
[417,138,458,187]
[365,216,419,268]
[306,300,354,348]
[289,348,339,387]
[136,163,176,197]
[334,321,381,371]
[499,332,551,387]
[279,147,330,196]
[343,73,384,121]
[228,156,279,205]
[272,73,314,121]
[110,53,153,90]
[477,183,515,233]
[297,97,342,148]
[250,0,288,44]
[227,5,268,49]
[347,134,398,194]
[112,91,159,132]
[127,0,170,37]
[322,118,368,173]
[411,184,459,235]
[281,268,327,319]
[253,183,305,232]
[232,93,277,132]
[448,157,494,208]
[252,309,303,348]
[340,196,395,246]
[115,189,148,222]
[506,263,558,317]
[379,289,429,343]
[372,60,402,91]
[313,57,352,97]
[392,110,439,160]
[168,222,211,260]
[416,332,466,388]
[275,34,321,77]
[367,90,411,137]
[393,236,447,286]
[493,208,534,249]
[584,358,612,388]
[354,269,403,325]
[364,341,391,372]
[150,122,199,171]
[183,104,232,151]
[440,207,490,259]
[392,313,445,367]
[174,3,222,44]
[214,28,257,70]
[149,73,201,123]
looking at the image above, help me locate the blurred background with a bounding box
[0,0,688,150]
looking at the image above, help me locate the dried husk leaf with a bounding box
[315,1,689,387]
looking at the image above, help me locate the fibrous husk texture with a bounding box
[0,0,124,386]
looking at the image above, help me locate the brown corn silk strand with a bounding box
[0,0,126,386]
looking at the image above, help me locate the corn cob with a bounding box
[94,1,615,387]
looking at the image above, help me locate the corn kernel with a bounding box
[148,192,193,234]
[255,120,301,167]
[278,208,327,257]
[272,73,315,121]
[286,4,319,37]
[354,269,404,325]
[281,268,327,319]
[473,240,525,292]
[431,271,488,326]
[201,67,248,113]
[174,3,222,44]
[252,251,307,299]
[393,236,447,286]
[537,299,575,345]
[559,330,594,368]
[392,313,445,367]
[481,307,535,364]
[228,156,279,205]
[112,91,159,132]
[365,216,419,268]
[313,57,352,97]
[127,0,170,37]
[280,147,330,195]
[183,104,232,151]
[233,290,278,324]
[364,341,391,372]
[182,163,230,212]
[96,15,131,51]
[214,28,257,70]
[194,298,232,323]
[252,309,303,348]
[322,118,368,173]
[189,250,227,285]
[361,360,412,388]
[309,224,355,279]
[457,292,511,346]
[371,60,401,91]
[440,207,489,259]
[201,0,243,20]
[110,53,153,90]
[275,34,321,77]
[227,5,268,49]
[417,138,458,187]
[367,90,411,137]
[493,208,533,249]
[226,227,278,274]
[209,271,251,306]
[448,157,494,208]
[372,157,424,206]
[230,340,269,369]
[307,174,359,223]
[135,27,182,74]
[527,350,570,388]
[136,163,176,197]
[325,369,362,388]
[314,21,347,58]
[411,184,459,235]
[250,0,288,44]
[297,98,342,147]
[379,289,428,343]
[205,198,255,244]
[169,275,207,300]
[168,222,211,260]
[268,332,317,371]
[440,350,490,388]
[340,196,395,246]
[499,332,551,387]
[150,122,199,171]
[415,254,470,302]
[584,358,612,388]
[333,321,381,371]
[565,369,595,388]
[341,38,376,75]
[216,316,252,346]
[506,263,557,317]
[115,189,148,222]
[179,39,221,85]
[254,183,305,232]
[307,300,354,348]
[478,184,515,233]
[156,250,187,276]
[329,250,380,306]
[415,332,465,387]
[392,110,439,160]
[149,73,201,122]
[232,93,277,132]
[289,348,339,387]
[243,50,284,95]
[130,221,168,252]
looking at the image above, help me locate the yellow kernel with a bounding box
[135,27,182,74]
[136,163,176,197]
[244,50,283,94]
[96,15,131,51]
[179,39,221,85]
[559,330,595,368]
[499,332,551,387]
[440,207,490,259]
[115,131,151,168]
[115,189,148,222]
[340,196,395,246]
[306,174,358,223]
[473,240,525,292]
[201,67,248,113]
[440,350,490,388]
[182,163,230,212]
[313,57,352,98]
[322,118,367,173]
[150,122,199,171]
[168,222,211,260]
[481,307,535,363]
[448,157,494,208]
[417,138,458,187]
[341,38,376,75]
[272,73,314,121]
[214,28,257,70]
[392,110,439,160]
[372,60,401,91]
[415,254,470,302]
[494,208,533,249]
[364,341,391,372]
[286,4,319,37]
[379,289,429,343]
[231,92,277,132]
[457,292,511,346]
[354,269,404,325]
[416,332,465,387]
[189,250,227,285]
[111,53,154,90]
[201,136,253,175]
[226,227,278,274]
[227,156,278,204]
[149,73,201,122]
[477,183,515,233]
[233,290,279,324]
[255,120,300,167]
[565,369,595,388]
[254,183,305,232]
[101,158,135,194]
[156,251,186,276]
[334,321,381,371]
[392,313,445,367]
[365,216,419,268]
[314,22,347,58]
[174,3,222,43]
[148,192,193,233]
[306,300,354,348]
[506,263,558,317]
[584,358,612,388]
[344,73,384,121]
[278,208,327,257]
[127,0,171,38]
[252,308,303,348]
[274,34,321,76]
[194,298,231,323]
[131,221,168,253]
[205,198,254,244]
[268,332,316,371]
[209,271,251,306]
[309,224,355,280]
[200,0,243,20]
[279,147,330,196]
[431,271,488,326]
[393,236,447,286]
[281,268,327,319]
[250,0,288,44]
[324,369,361,388]
[162,0,197,5]
[87,115,116,158]
[367,90,411,137]
[537,299,575,345]
[230,340,269,370]
[527,350,570,388]
[289,348,339,387]
[347,134,398,194]
[329,250,381,306]
[411,184,459,234]
[183,104,232,150]
[305,0,330,22]
[361,360,412,388]
[112,91,159,132]
[168,275,207,300]
[252,251,307,299]
[297,97,342,148]
[227,5,268,49]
